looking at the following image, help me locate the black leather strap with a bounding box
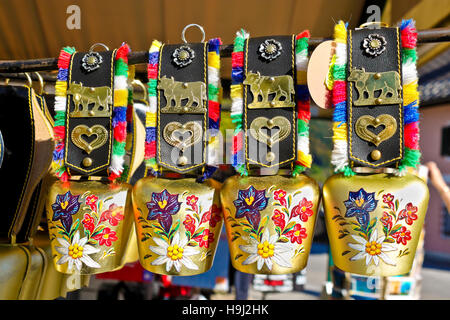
[64,50,116,176]
[347,27,403,168]
[157,43,208,174]
[244,35,296,170]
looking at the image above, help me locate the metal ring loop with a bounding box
[23,72,32,88]
[34,72,44,95]
[181,24,206,43]
[359,21,389,29]
[89,43,110,52]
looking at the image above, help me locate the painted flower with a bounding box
[392,226,412,245]
[380,212,393,231]
[93,227,118,247]
[362,33,387,57]
[285,224,308,244]
[186,195,199,213]
[271,209,286,230]
[52,191,81,231]
[146,190,182,233]
[183,214,196,235]
[273,189,287,207]
[150,233,199,273]
[85,194,99,212]
[239,228,293,271]
[233,186,269,230]
[193,229,215,248]
[347,230,396,267]
[82,213,95,233]
[201,204,222,228]
[258,39,283,61]
[399,203,418,225]
[100,203,124,227]
[55,231,101,272]
[344,188,378,229]
[292,197,314,222]
[382,193,395,210]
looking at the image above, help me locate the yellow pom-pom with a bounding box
[334,21,347,44]
[332,122,347,141]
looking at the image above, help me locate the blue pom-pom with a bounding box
[148,52,159,65]
[333,101,347,122]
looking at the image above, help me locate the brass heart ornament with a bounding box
[249,116,291,147]
[71,124,109,154]
[355,114,397,147]
[163,121,203,151]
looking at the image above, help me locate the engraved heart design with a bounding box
[163,121,202,151]
[249,116,291,147]
[355,114,397,147]
[71,124,109,154]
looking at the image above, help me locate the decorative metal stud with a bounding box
[362,34,387,57]
[370,150,382,161]
[172,45,195,67]
[258,39,282,61]
[82,157,93,167]
[81,51,103,72]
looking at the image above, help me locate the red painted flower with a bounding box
[201,204,222,228]
[285,224,307,244]
[85,194,99,212]
[399,203,418,225]
[273,189,287,207]
[186,195,199,213]
[100,204,124,226]
[82,213,95,233]
[292,198,314,222]
[93,227,118,247]
[392,226,412,245]
[382,193,395,210]
[193,229,214,248]
[380,212,393,230]
[183,214,196,234]
[271,209,286,229]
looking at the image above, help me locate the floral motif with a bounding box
[347,230,396,266]
[399,203,418,225]
[380,212,393,230]
[183,214,196,235]
[99,203,124,226]
[81,51,103,72]
[150,233,199,272]
[201,204,222,227]
[51,191,81,231]
[273,189,287,207]
[85,194,99,212]
[233,186,269,230]
[285,224,307,245]
[344,188,378,229]
[193,229,215,249]
[146,190,182,233]
[55,231,101,272]
[93,227,118,247]
[392,226,412,245]
[258,39,283,61]
[82,213,96,233]
[186,195,199,213]
[239,229,293,271]
[362,34,387,57]
[292,197,314,222]
[271,209,286,229]
[172,45,195,67]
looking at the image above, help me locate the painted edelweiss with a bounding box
[150,233,199,273]
[239,228,294,271]
[347,229,396,266]
[55,231,101,272]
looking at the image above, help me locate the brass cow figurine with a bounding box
[68,82,112,117]
[243,71,295,108]
[158,76,207,113]
[348,68,402,106]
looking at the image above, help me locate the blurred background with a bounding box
[0,0,449,300]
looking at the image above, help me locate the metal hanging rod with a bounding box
[0,27,448,74]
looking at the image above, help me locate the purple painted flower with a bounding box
[52,191,81,231]
[344,188,378,229]
[233,186,269,230]
[146,189,181,233]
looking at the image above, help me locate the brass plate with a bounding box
[249,116,291,147]
[162,121,202,152]
[71,124,109,154]
[158,76,207,114]
[355,114,397,147]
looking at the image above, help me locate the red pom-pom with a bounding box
[147,64,158,79]
[405,122,420,149]
[114,122,127,142]
[233,131,243,154]
[401,27,417,49]
[208,101,220,122]
[296,30,311,40]
[298,110,311,122]
[116,43,130,63]
[145,141,156,158]
[332,81,347,105]
[231,51,244,67]
[53,126,66,141]
[57,51,72,69]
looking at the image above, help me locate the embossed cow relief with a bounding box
[67,83,112,117]
[158,76,207,114]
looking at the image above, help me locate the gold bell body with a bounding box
[45,179,134,275]
[221,174,320,275]
[323,173,429,277]
[132,177,223,276]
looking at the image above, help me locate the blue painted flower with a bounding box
[146,190,182,233]
[344,188,378,229]
[233,186,269,230]
[52,191,81,231]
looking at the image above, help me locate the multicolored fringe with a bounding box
[198,37,223,182]
[398,19,421,175]
[230,29,249,176]
[230,30,313,176]
[109,43,131,182]
[329,20,421,176]
[52,46,76,182]
[293,30,313,176]
[145,40,162,176]
[329,21,355,177]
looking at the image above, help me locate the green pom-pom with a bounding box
[295,38,309,54]
[114,58,128,76]
[292,165,307,176]
[332,64,346,81]
[402,48,417,64]
[399,148,421,170]
[63,46,76,54]
[112,141,126,156]
[208,84,219,100]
